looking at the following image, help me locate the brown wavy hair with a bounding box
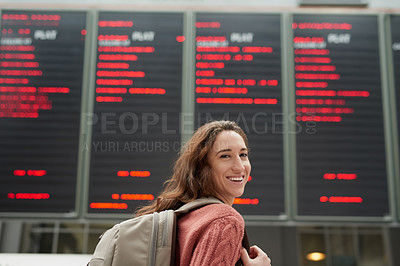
[135,120,249,217]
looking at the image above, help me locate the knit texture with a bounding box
[175,203,245,266]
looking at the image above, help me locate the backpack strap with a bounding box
[235,229,250,266]
[174,197,223,214]
[170,197,222,265]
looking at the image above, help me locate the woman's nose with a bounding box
[232,156,245,171]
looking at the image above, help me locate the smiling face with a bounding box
[207,130,251,205]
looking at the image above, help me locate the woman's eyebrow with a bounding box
[216,148,231,155]
[216,147,248,155]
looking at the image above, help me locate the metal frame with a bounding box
[298,0,368,6]
[379,13,398,223]
[283,12,296,223]
[385,13,400,223]
[181,11,196,143]
[81,9,98,219]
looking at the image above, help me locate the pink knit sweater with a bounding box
[175,203,245,266]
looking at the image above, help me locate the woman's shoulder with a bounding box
[200,203,243,219]
[180,203,244,228]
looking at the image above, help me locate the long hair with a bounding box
[135,120,249,217]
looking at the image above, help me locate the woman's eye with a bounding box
[220,154,230,158]
[240,153,248,158]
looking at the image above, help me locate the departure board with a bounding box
[0,11,86,215]
[392,15,400,218]
[194,13,284,216]
[294,15,389,218]
[87,12,183,215]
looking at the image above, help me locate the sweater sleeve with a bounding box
[189,215,244,266]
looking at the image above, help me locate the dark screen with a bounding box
[194,13,285,216]
[0,10,86,215]
[87,12,183,215]
[294,15,389,217]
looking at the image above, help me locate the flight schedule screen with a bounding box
[194,13,285,216]
[0,11,86,214]
[294,15,389,218]
[87,12,183,215]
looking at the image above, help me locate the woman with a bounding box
[136,120,271,266]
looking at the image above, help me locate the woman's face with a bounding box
[207,130,251,205]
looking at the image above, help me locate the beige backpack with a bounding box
[88,197,223,266]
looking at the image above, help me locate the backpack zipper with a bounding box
[162,211,169,247]
[149,212,159,266]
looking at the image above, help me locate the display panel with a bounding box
[0,10,86,215]
[87,12,183,215]
[294,15,389,218]
[194,13,285,216]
